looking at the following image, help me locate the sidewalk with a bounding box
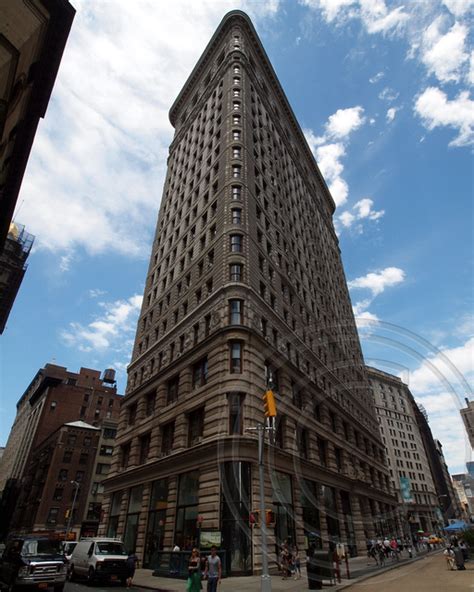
[341,551,473,591]
[132,548,434,591]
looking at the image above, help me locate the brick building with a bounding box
[101,10,396,575]
[0,364,121,538]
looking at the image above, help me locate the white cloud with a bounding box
[378,87,399,102]
[407,337,474,393]
[300,0,355,22]
[61,293,143,353]
[443,0,474,18]
[89,288,107,299]
[348,266,405,296]
[360,1,409,35]
[404,335,474,472]
[386,107,398,122]
[315,142,348,205]
[300,0,408,34]
[414,86,474,147]
[338,197,384,229]
[304,106,366,207]
[325,106,366,138]
[468,50,474,85]
[369,71,385,83]
[421,19,469,83]
[17,1,279,261]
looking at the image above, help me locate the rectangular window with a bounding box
[229,263,242,282]
[232,114,241,125]
[53,488,63,501]
[121,443,131,468]
[67,435,77,447]
[228,393,244,435]
[99,446,113,456]
[232,147,241,158]
[75,470,85,482]
[63,450,72,463]
[231,185,241,200]
[264,361,279,390]
[188,408,204,446]
[167,375,179,404]
[146,392,156,416]
[318,438,327,467]
[229,341,242,374]
[232,130,241,140]
[230,234,242,252]
[161,422,175,455]
[192,357,208,388]
[58,469,68,481]
[128,403,137,426]
[79,452,88,464]
[103,428,116,440]
[232,165,241,178]
[229,299,242,324]
[139,433,151,464]
[298,429,309,459]
[96,463,110,475]
[231,208,241,224]
[46,508,59,524]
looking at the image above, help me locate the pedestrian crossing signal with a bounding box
[263,390,277,417]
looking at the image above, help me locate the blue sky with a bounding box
[1,0,472,475]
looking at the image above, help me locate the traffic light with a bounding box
[263,389,277,417]
[249,511,260,526]
[265,509,276,526]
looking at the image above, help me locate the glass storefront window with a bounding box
[124,485,143,552]
[175,471,200,549]
[144,479,169,568]
[300,479,322,551]
[220,462,252,575]
[107,491,122,538]
[272,471,295,549]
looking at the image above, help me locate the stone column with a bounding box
[350,495,368,555]
[136,482,152,562]
[128,436,140,468]
[163,476,178,550]
[117,489,129,539]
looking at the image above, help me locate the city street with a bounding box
[345,552,474,592]
[66,584,152,592]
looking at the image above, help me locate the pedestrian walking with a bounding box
[279,546,289,580]
[452,543,466,571]
[186,548,202,592]
[459,540,468,562]
[203,546,221,592]
[293,547,301,580]
[443,547,456,570]
[125,552,138,588]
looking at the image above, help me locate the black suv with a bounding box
[0,537,67,592]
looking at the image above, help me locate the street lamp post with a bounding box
[66,481,80,541]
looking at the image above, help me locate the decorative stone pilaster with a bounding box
[350,495,368,555]
[136,482,152,561]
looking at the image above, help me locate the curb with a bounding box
[329,550,443,590]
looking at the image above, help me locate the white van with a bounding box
[69,538,129,584]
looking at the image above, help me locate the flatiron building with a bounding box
[102,10,397,575]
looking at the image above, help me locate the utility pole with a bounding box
[247,384,277,592]
[66,480,80,541]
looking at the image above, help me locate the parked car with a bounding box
[69,538,128,584]
[0,536,67,592]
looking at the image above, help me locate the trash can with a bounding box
[307,550,334,590]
